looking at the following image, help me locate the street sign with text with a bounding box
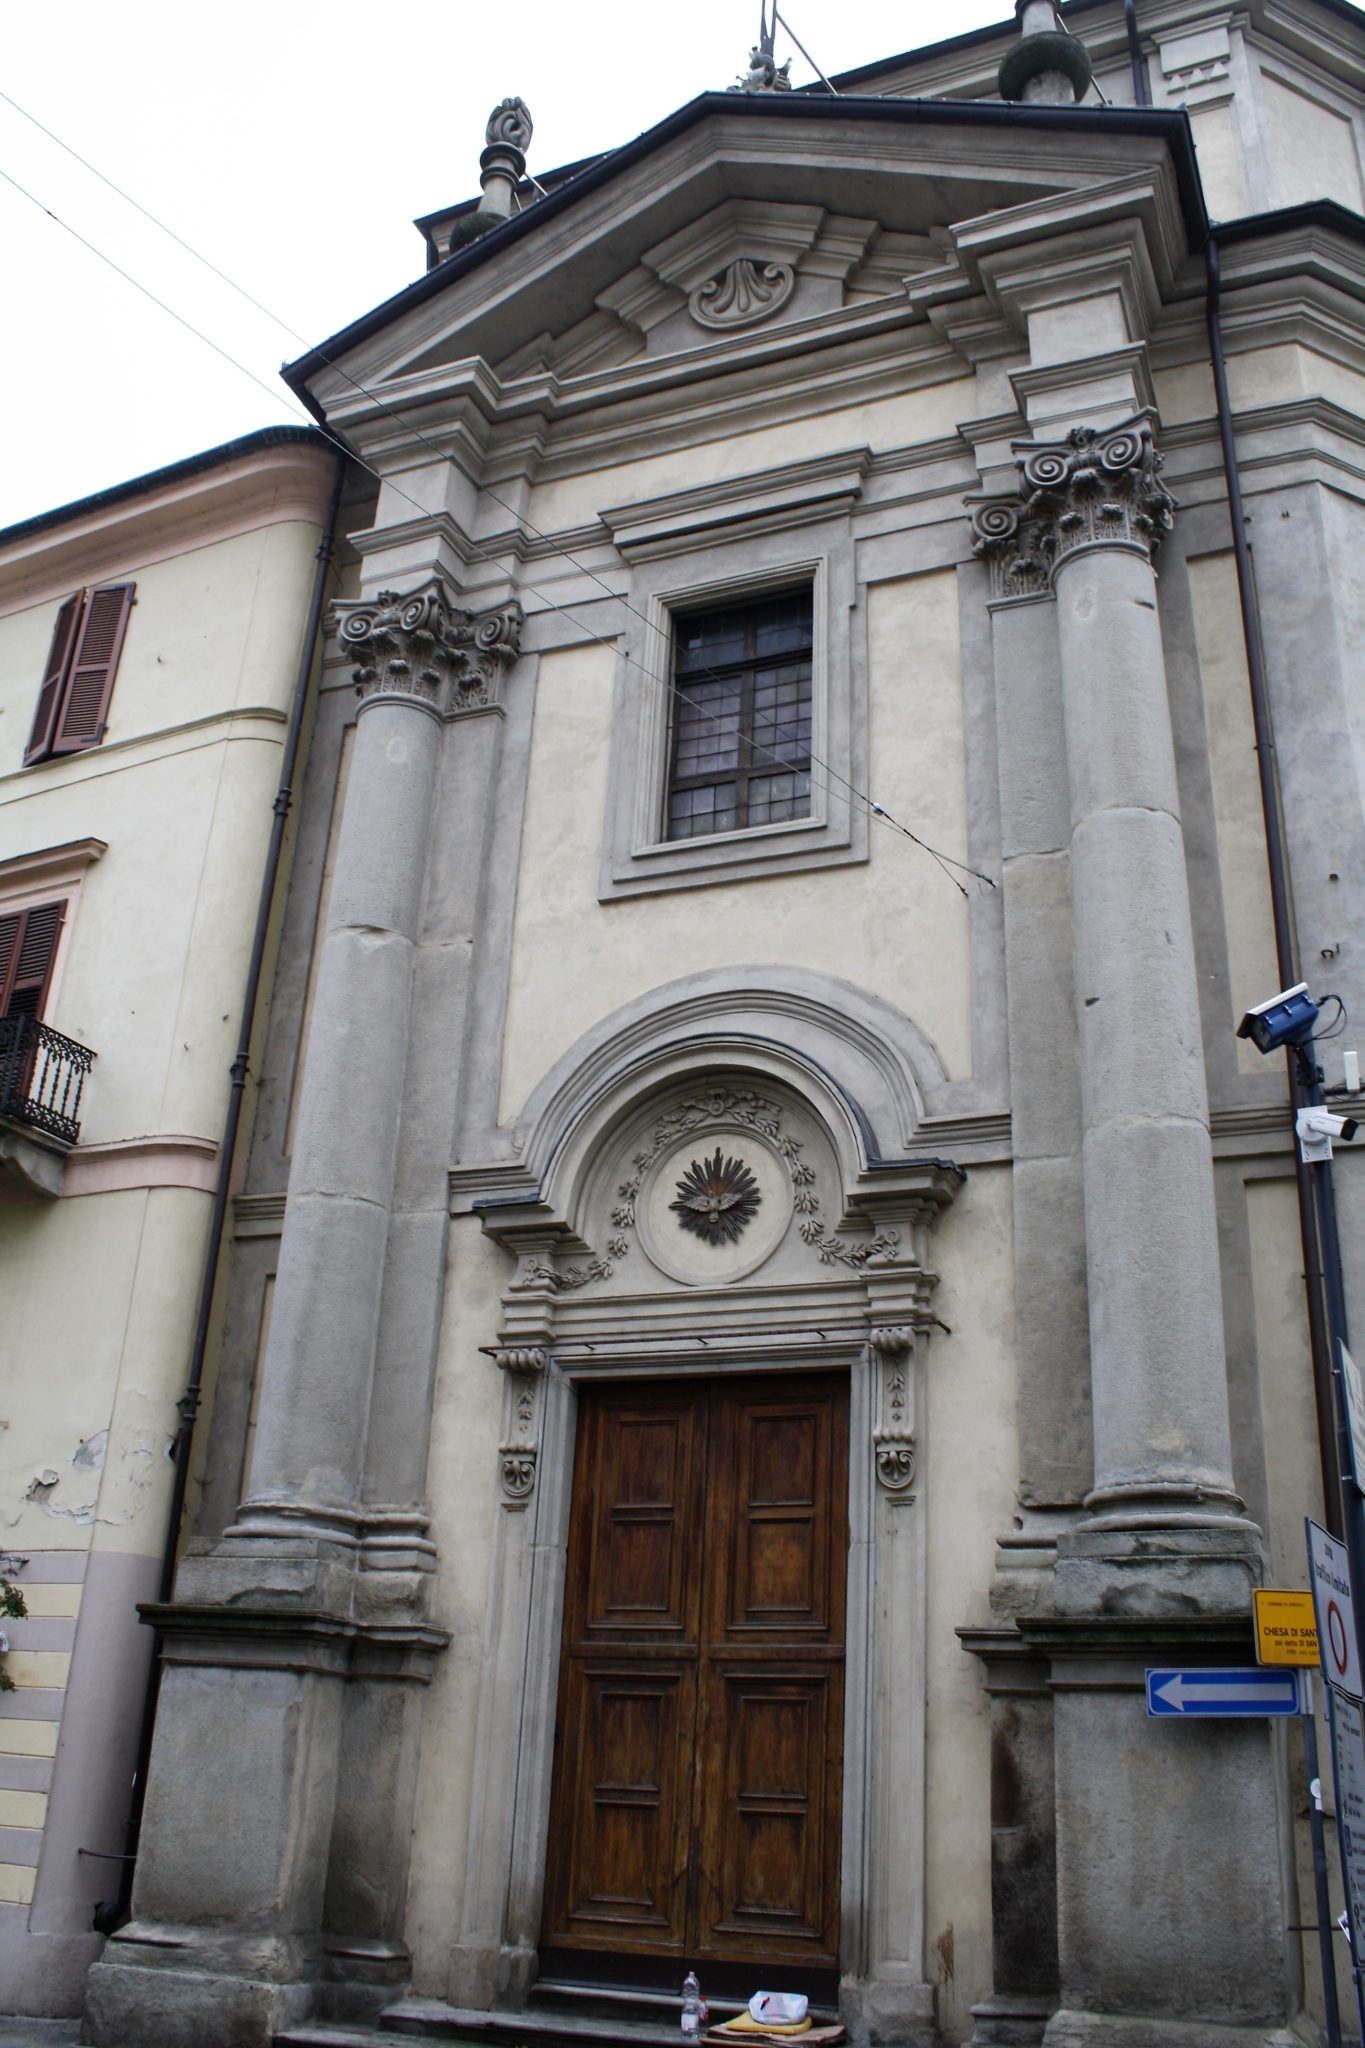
[1254,1588,1320,1667]
[1309,1520,1364,1699]
[1145,1668,1301,1717]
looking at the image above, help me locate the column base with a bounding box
[840,1970,937,2047]
[1054,1515,1263,1619]
[1043,2012,1301,2048]
[82,1930,314,2048]
[972,1994,1056,2046]
[992,1507,1083,1621]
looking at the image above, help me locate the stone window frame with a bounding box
[598,523,867,898]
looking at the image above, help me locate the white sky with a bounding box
[1,0,1006,530]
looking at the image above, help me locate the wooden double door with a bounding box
[541,1372,849,1981]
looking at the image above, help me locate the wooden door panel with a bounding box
[698,1671,841,1962]
[581,1397,704,1639]
[712,1388,846,1640]
[543,1665,692,1948]
[543,1374,848,1977]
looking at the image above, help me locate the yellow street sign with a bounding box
[1254,1588,1320,1667]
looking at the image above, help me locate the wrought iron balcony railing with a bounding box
[0,1014,95,1147]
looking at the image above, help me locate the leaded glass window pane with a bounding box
[665,588,813,841]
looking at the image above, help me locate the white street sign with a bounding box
[1333,1692,1365,1947]
[1342,1344,1365,1492]
[1309,1520,1364,1700]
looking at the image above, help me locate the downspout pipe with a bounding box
[1204,236,1342,1530]
[109,456,346,1925]
[1122,0,1149,104]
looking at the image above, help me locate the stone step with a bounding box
[276,2000,684,2048]
[277,1987,838,2048]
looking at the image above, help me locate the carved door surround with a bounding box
[448,1062,960,2045]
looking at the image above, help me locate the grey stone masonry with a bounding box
[232,584,452,1550]
[1034,418,1262,1611]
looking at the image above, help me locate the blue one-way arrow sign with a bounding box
[1145,1668,1301,1717]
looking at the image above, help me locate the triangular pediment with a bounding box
[298,96,1198,430]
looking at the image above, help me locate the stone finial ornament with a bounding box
[449,94,534,249]
[998,0,1093,103]
[485,96,533,154]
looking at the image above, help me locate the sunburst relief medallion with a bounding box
[670,1147,762,1246]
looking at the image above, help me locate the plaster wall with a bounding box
[0,521,322,1146]
[1260,71,1365,209]
[1186,550,1280,1075]
[406,1217,511,1993]
[1187,100,1252,220]
[499,567,970,1123]
[921,1163,1017,2042]
[1153,343,1365,427]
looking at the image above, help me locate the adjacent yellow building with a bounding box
[0,426,340,2011]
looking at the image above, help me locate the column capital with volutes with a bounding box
[332,577,524,714]
[969,412,1176,601]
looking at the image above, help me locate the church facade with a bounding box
[54,0,1365,2042]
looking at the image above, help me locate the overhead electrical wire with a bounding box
[0,102,994,895]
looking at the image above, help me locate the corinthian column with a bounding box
[1012,417,1260,1609]
[229,582,463,1545]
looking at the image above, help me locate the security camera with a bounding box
[1237,982,1321,1055]
[1297,1106,1361,1162]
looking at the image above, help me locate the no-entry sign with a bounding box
[1309,1520,1363,1699]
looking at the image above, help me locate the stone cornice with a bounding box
[0,441,339,617]
[600,446,872,559]
[0,837,106,894]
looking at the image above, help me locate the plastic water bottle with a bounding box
[682,1970,703,2039]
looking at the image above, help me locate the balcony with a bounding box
[0,1015,96,1196]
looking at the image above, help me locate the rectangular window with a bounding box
[666,589,813,841]
[26,584,135,765]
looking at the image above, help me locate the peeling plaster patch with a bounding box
[17,1432,153,1527]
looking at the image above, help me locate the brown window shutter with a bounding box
[25,593,84,764]
[0,901,67,1020]
[52,583,134,755]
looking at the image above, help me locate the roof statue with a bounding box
[730,0,792,92]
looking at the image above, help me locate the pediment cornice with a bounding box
[300,98,1201,420]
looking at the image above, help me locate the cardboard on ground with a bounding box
[1254,1587,1320,1666]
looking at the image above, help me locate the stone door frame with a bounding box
[449,1324,937,2043]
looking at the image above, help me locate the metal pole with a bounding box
[1303,1673,1345,2048]
[1321,1679,1365,2044]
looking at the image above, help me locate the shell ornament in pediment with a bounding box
[689,258,796,331]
